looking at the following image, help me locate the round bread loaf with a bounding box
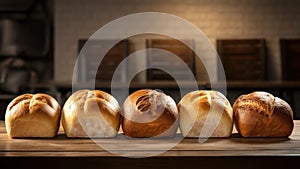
[5,93,61,138]
[122,89,178,138]
[178,90,233,138]
[62,90,120,138]
[233,91,294,137]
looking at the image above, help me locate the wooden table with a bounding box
[0,121,300,169]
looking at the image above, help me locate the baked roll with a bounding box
[178,90,233,138]
[233,91,294,137]
[122,89,178,138]
[5,93,61,138]
[62,90,120,138]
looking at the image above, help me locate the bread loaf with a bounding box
[122,89,178,138]
[233,91,294,137]
[5,93,61,138]
[178,90,233,138]
[62,90,120,138]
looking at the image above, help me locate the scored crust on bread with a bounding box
[233,91,294,137]
[122,89,179,138]
[62,90,120,138]
[178,90,233,138]
[5,93,61,138]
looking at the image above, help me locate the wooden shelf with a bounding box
[26,80,300,90]
[0,94,16,100]
[26,81,207,90]
[210,80,300,90]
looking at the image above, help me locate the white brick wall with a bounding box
[54,0,300,82]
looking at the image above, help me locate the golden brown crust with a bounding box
[233,91,294,137]
[5,93,61,138]
[122,89,178,138]
[178,90,233,138]
[62,90,120,138]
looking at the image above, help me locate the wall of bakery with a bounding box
[54,0,300,82]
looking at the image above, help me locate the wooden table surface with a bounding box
[0,120,300,157]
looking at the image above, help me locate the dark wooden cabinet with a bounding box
[217,39,267,81]
[77,39,129,83]
[146,39,195,81]
[281,39,300,81]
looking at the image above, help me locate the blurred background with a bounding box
[0,0,300,119]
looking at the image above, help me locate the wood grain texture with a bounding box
[281,39,300,81]
[217,39,267,81]
[0,121,299,157]
[26,80,300,90]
